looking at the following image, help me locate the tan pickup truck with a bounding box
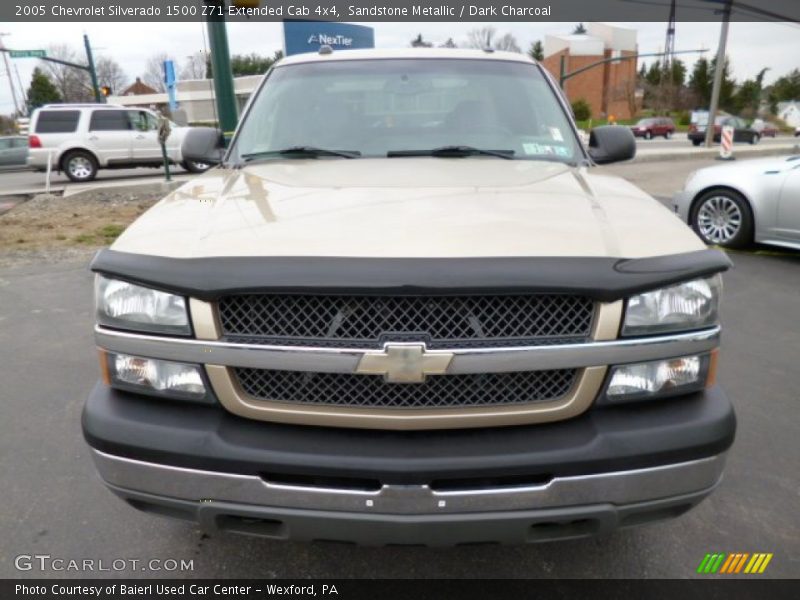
[84,48,734,545]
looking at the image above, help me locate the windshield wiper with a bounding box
[241,146,361,162]
[387,146,515,160]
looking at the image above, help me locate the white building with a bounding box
[107,75,263,124]
[777,101,800,128]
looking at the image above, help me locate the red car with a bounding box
[756,122,779,137]
[630,117,676,139]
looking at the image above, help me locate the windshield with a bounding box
[231,58,582,165]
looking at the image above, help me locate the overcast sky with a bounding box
[1,20,798,114]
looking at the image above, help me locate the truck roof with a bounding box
[278,47,537,67]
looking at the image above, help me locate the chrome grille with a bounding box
[218,294,595,349]
[233,368,578,409]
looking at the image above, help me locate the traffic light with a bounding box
[100,86,112,97]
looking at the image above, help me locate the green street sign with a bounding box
[9,50,47,58]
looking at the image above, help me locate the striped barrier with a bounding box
[720,124,735,160]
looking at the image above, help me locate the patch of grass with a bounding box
[72,223,126,246]
[73,233,96,244]
[98,224,126,240]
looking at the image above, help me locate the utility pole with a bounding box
[14,62,28,110]
[658,0,677,113]
[0,33,21,115]
[83,34,102,103]
[205,0,238,141]
[705,0,732,148]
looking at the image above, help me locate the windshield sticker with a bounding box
[549,127,564,142]
[522,142,571,156]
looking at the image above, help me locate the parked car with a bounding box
[84,48,734,546]
[687,115,760,146]
[674,155,800,249]
[27,104,211,182]
[630,117,675,139]
[751,120,779,138]
[0,135,29,167]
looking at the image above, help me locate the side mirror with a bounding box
[181,127,225,165]
[588,125,636,164]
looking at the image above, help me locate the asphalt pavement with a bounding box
[0,161,798,579]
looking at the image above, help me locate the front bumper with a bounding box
[83,383,735,545]
[672,188,693,223]
[93,450,725,545]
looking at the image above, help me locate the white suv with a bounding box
[27,104,210,182]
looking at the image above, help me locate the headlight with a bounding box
[622,275,721,336]
[95,275,190,335]
[100,351,213,403]
[600,352,717,404]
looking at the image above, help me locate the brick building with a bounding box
[541,23,640,120]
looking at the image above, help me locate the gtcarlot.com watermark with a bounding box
[14,554,194,572]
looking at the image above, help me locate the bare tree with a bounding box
[465,27,496,50]
[464,27,520,53]
[142,53,175,92]
[181,51,208,80]
[494,33,521,53]
[95,56,128,95]
[39,44,91,102]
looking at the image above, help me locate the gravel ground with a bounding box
[0,182,182,268]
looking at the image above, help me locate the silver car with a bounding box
[0,135,28,167]
[673,155,800,250]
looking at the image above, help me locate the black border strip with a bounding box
[89,248,732,302]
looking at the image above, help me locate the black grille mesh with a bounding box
[218,294,594,348]
[234,368,577,409]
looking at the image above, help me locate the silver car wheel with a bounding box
[697,195,742,244]
[68,156,93,180]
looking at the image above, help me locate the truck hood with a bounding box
[112,158,704,259]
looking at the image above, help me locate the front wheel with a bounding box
[665,131,672,139]
[183,160,211,174]
[690,189,753,249]
[750,134,760,145]
[644,130,652,140]
[692,139,702,146]
[62,150,98,182]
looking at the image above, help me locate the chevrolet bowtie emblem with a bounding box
[356,343,454,383]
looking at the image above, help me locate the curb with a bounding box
[61,179,186,198]
[632,144,800,164]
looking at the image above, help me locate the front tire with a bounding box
[665,131,672,139]
[183,160,211,174]
[690,189,753,249]
[644,130,652,140]
[692,139,702,146]
[62,150,98,182]
[750,134,760,145]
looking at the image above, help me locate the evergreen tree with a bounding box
[411,34,433,48]
[27,67,62,110]
[528,40,544,61]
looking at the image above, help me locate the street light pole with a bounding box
[83,34,103,103]
[0,34,21,115]
[205,1,238,141]
[705,0,732,148]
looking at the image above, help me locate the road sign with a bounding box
[9,50,46,58]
